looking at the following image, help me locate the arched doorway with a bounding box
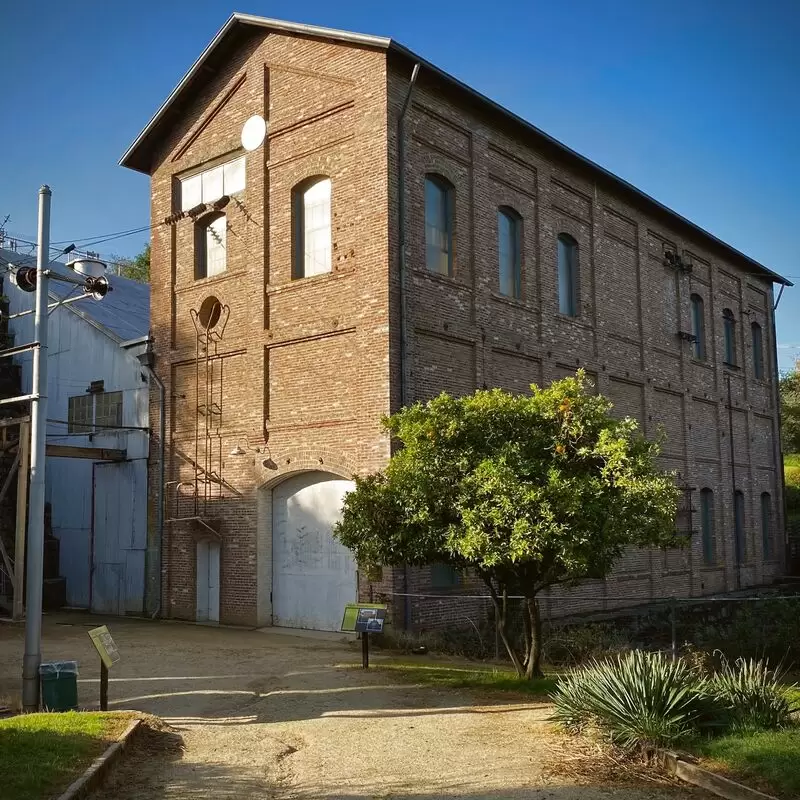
[271,471,356,631]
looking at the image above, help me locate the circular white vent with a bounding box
[241,115,267,151]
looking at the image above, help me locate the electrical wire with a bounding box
[52,224,151,247]
[3,224,153,260]
[73,225,151,249]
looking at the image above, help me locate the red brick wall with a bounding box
[386,53,784,619]
[147,30,391,625]
[142,27,783,629]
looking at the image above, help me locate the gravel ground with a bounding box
[0,614,709,799]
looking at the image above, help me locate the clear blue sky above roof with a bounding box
[3,0,798,365]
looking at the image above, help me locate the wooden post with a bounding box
[100,661,108,711]
[361,631,369,669]
[12,422,30,622]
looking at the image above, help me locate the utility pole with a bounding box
[21,185,51,711]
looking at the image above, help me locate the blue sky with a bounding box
[3,1,799,367]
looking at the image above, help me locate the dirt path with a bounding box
[0,615,706,799]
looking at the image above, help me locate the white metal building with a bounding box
[1,248,150,614]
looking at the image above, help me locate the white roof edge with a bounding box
[120,334,151,348]
[231,13,390,48]
[118,12,390,170]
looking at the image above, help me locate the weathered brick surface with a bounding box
[139,25,784,629]
[146,29,390,625]
[386,52,784,624]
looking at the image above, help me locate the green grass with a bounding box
[366,660,558,697]
[784,453,800,468]
[694,728,800,798]
[785,684,800,709]
[0,711,133,800]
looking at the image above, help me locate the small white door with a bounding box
[272,471,356,631]
[196,540,220,623]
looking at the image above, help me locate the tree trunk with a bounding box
[521,601,532,667]
[483,577,525,677]
[524,594,544,679]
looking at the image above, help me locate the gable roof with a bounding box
[0,249,150,343]
[119,12,791,288]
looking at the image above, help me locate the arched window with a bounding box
[293,176,332,279]
[425,175,454,275]
[734,490,745,563]
[761,492,771,559]
[557,233,579,316]
[497,207,521,298]
[751,321,764,379]
[723,308,737,366]
[690,294,706,360]
[194,212,226,279]
[700,488,714,565]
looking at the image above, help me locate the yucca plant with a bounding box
[552,650,721,750]
[550,668,595,732]
[704,656,797,731]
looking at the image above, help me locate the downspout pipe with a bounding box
[727,373,741,590]
[141,357,165,619]
[772,285,789,574]
[398,61,419,410]
[398,61,420,632]
[151,367,165,618]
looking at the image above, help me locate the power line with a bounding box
[4,224,152,258]
[72,226,151,249]
[52,224,150,246]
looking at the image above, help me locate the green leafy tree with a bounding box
[779,367,800,454]
[110,243,150,283]
[335,372,680,679]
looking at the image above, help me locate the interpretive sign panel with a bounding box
[88,625,120,669]
[341,603,387,632]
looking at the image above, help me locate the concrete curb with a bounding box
[657,749,780,800]
[56,718,142,800]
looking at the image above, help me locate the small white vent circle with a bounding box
[241,115,267,151]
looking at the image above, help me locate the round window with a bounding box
[198,296,222,330]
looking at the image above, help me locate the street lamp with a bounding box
[3,186,112,711]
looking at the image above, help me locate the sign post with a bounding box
[341,603,387,670]
[87,625,120,710]
[361,630,369,669]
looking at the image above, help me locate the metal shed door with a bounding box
[272,472,356,631]
[91,462,145,615]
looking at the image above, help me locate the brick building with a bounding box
[121,14,790,630]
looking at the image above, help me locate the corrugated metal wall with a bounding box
[8,288,149,612]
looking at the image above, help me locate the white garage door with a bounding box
[272,471,356,631]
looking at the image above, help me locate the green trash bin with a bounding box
[39,660,79,711]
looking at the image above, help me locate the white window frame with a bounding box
[204,215,227,278]
[180,156,246,211]
[294,178,332,278]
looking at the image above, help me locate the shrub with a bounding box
[542,622,629,667]
[784,462,800,511]
[704,657,797,732]
[691,599,800,665]
[551,650,721,750]
[377,619,495,660]
[549,669,594,731]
